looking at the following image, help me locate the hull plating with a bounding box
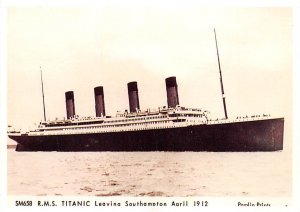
[9,118,284,152]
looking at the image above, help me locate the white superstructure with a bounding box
[8,105,274,137]
[21,106,208,136]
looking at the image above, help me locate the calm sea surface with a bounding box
[8,149,291,197]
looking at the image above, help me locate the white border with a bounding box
[292,4,300,212]
[1,0,299,212]
[0,1,8,210]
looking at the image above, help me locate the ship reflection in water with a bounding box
[8,149,291,196]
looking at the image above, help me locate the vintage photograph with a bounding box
[7,5,292,199]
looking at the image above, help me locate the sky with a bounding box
[6,6,292,131]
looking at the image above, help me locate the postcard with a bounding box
[1,0,299,211]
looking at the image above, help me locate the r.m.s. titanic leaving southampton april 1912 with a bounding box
[7,30,284,152]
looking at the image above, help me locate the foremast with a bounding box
[214,28,228,119]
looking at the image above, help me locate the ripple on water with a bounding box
[8,150,291,196]
[139,191,165,196]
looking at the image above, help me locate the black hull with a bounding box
[9,118,284,152]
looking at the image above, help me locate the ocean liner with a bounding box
[7,30,284,152]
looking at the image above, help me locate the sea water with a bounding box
[7,149,291,197]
